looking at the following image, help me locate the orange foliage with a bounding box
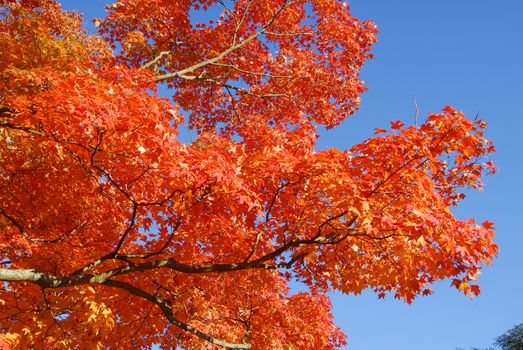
[0,0,496,349]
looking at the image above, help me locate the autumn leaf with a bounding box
[390,120,405,129]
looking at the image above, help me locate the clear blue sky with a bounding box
[60,1,523,349]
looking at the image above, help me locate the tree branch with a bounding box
[0,208,88,244]
[0,268,250,349]
[0,121,45,136]
[103,279,251,349]
[154,1,291,82]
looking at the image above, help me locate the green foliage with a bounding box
[456,323,523,350]
[495,324,523,350]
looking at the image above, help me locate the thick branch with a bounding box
[0,269,250,349]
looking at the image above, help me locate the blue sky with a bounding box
[322,1,522,349]
[60,1,523,349]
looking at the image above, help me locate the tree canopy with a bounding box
[0,0,497,348]
[495,324,523,350]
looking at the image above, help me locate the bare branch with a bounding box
[117,218,182,259]
[114,203,139,253]
[141,51,170,70]
[176,74,287,99]
[210,62,294,79]
[413,95,419,127]
[243,184,286,262]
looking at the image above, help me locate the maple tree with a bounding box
[0,0,498,348]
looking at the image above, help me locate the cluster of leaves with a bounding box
[0,0,496,349]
